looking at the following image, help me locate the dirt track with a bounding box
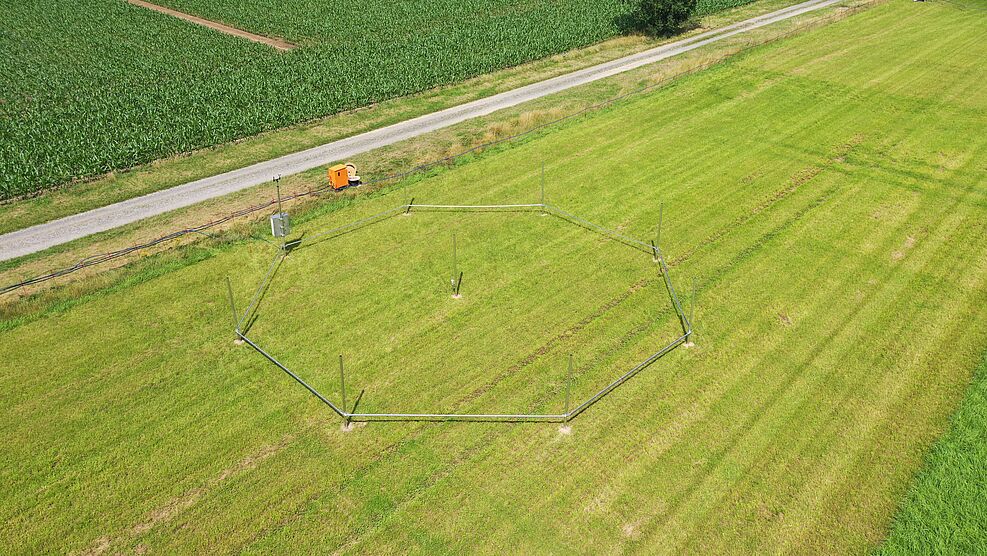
[126,0,296,51]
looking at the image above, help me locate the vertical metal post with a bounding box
[339,354,347,416]
[406,197,415,215]
[690,277,696,328]
[275,177,285,251]
[451,234,458,293]
[684,276,696,348]
[564,354,573,421]
[540,162,545,206]
[275,177,283,215]
[656,202,663,249]
[225,276,239,334]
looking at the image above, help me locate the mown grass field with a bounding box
[0,0,760,197]
[1,0,985,552]
[241,207,685,420]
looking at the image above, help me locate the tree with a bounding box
[632,0,697,37]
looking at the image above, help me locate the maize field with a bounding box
[0,0,753,199]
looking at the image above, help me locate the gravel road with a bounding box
[0,0,839,262]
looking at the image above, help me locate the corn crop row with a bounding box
[0,0,752,198]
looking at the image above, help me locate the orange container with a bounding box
[328,164,349,190]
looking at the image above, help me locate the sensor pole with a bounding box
[225,276,240,336]
[690,277,696,328]
[656,202,663,250]
[564,354,573,421]
[339,354,347,419]
[684,278,697,348]
[275,176,283,215]
[540,162,545,206]
[451,234,458,294]
[275,176,285,251]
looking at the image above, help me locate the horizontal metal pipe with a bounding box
[656,253,692,334]
[567,333,688,420]
[239,201,693,424]
[245,331,687,423]
[345,335,686,422]
[346,412,566,422]
[544,205,656,255]
[238,332,348,419]
[237,248,284,330]
[305,205,406,242]
[407,204,546,210]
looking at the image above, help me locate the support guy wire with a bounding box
[225,276,239,335]
[339,354,348,423]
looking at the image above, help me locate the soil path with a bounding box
[127,0,296,51]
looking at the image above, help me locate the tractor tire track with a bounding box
[330,184,839,554]
[80,433,294,555]
[219,134,853,553]
[310,140,857,554]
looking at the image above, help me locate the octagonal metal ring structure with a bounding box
[228,201,693,424]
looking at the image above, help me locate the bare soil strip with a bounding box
[126,0,296,51]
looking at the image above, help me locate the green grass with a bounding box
[1,0,985,552]
[879,348,987,554]
[240,208,683,419]
[0,0,753,198]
